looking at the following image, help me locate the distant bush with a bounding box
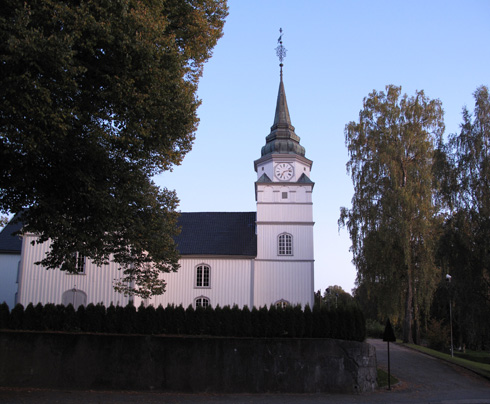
[366,319,385,339]
[427,318,450,352]
[0,302,366,341]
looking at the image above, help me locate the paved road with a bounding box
[369,339,490,404]
[1,339,489,404]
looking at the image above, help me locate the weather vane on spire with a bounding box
[275,28,287,79]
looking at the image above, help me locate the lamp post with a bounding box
[446,274,454,358]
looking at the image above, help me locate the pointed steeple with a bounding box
[259,29,306,158]
[261,75,306,157]
[273,77,292,127]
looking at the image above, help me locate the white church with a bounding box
[0,72,315,310]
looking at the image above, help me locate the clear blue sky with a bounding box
[154,0,490,295]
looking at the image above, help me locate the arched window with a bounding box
[62,288,87,309]
[275,299,290,309]
[195,296,210,308]
[195,264,210,288]
[278,233,293,256]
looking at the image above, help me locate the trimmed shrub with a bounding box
[154,304,166,334]
[303,305,312,337]
[84,304,106,332]
[240,305,252,337]
[63,304,79,331]
[122,303,137,334]
[76,304,87,331]
[220,305,233,336]
[185,305,196,334]
[213,305,223,336]
[105,304,117,333]
[0,301,366,341]
[0,302,10,328]
[23,303,40,330]
[10,304,24,329]
[293,305,305,338]
[167,304,185,334]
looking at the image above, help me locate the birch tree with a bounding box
[438,86,490,348]
[340,85,444,342]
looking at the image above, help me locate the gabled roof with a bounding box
[175,212,257,257]
[0,212,258,258]
[297,173,314,184]
[256,173,272,183]
[0,218,22,254]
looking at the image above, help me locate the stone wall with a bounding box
[0,331,377,393]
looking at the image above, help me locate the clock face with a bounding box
[275,163,294,181]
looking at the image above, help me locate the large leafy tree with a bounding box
[0,0,228,298]
[340,85,444,343]
[437,86,490,348]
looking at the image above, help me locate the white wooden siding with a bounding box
[256,225,314,260]
[257,185,313,204]
[253,261,314,308]
[18,234,129,307]
[0,253,20,309]
[256,202,313,222]
[140,258,254,309]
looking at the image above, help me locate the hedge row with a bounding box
[0,302,366,341]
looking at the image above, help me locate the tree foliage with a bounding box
[0,0,228,297]
[340,85,444,343]
[314,285,355,309]
[436,86,490,349]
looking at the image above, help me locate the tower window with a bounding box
[278,233,293,256]
[195,264,210,288]
[282,192,288,199]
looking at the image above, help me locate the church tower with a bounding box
[253,33,314,308]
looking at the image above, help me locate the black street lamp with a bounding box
[446,274,454,358]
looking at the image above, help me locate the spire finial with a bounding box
[275,28,287,79]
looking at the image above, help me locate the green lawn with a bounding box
[403,343,490,380]
[455,349,490,365]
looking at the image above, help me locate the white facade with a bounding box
[9,75,315,310]
[17,234,130,308]
[253,160,315,308]
[0,253,20,309]
[0,218,23,309]
[136,257,254,308]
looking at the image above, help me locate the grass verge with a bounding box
[403,343,490,380]
[377,368,398,388]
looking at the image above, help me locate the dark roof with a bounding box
[175,212,257,257]
[261,78,306,158]
[256,173,272,183]
[0,212,258,257]
[0,217,22,254]
[297,173,314,184]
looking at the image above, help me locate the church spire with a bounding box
[261,29,305,157]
